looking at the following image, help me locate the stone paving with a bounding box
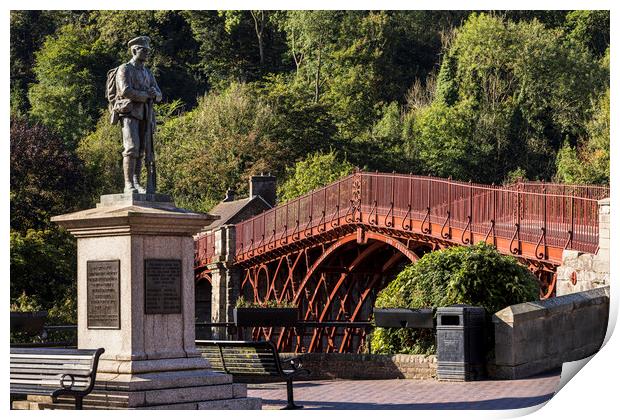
[247,369,561,410]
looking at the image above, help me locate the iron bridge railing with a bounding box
[211,172,607,262]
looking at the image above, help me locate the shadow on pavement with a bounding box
[258,394,556,410]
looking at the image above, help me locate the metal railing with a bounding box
[227,172,605,261]
[506,180,610,200]
[234,174,356,260]
[195,231,216,265]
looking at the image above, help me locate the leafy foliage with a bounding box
[235,296,296,309]
[94,11,207,107]
[278,151,355,202]
[403,13,608,184]
[10,11,74,115]
[156,82,281,212]
[10,117,88,232]
[555,87,610,184]
[10,115,84,326]
[564,10,610,58]
[76,111,124,200]
[371,243,539,355]
[28,23,114,144]
[10,229,77,313]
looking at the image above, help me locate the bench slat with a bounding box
[11,369,91,377]
[11,375,90,384]
[220,361,278,368]
[199,342,283,376]
[11,360,93,367]
[11,356,92,366]
[10,347,104,410]
[10,386,58,396]
[11,379,90,390]
[10,348,101,357]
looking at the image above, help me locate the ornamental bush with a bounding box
[371,242,539,355]
[235,296,296,309]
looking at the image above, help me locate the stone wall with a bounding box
[489,286,609,380]
[556,198,610,296]
[277,353,437,380]
[207,225,240,339]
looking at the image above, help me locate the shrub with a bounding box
[371,242,539,355]
[235,296,296,309]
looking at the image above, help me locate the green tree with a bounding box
[277,10,341,102]
[183,10,289,88]
[28,23,114,144]
[10,229,77,318]
[371,243,539,355]
[94,10,207,107]
[156,82,281,212]
[564,10,610,58]
[403,13,608,183]
[556,87,610,184]
[76,111,124,201]
[10,117,88,232]
[10,11,80,115]
[257,73,337,159]
[352,102,412,173]
[403,99,480,180]
[278,151,355,202]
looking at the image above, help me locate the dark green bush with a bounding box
[371,242,539,355]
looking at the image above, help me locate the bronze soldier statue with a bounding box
[108,36,162,194]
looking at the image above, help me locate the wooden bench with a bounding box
[196,340,309,409]
[10,347,105,410]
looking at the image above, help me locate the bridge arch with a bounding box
[293,230,420,304]
[238,228,433,352]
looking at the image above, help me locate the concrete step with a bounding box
[12,383,254,410]
[12,395,261,410]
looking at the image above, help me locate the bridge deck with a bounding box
[197,172,607,268]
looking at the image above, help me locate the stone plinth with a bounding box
[556,198,610,296]
[49,194,260,409]
[489,286,609,379]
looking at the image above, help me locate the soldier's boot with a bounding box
[133,158,146,194]
[123,156,138,194]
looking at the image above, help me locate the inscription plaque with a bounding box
[144,259,182,314]
[87,260,120,329]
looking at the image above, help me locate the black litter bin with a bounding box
[436,305,486,381]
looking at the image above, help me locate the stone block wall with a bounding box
[489,286,609,379]
[277,353,437,380]
[208,225,240,339]
[556,198,610,296]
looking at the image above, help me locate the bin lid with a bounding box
[436,305,486,314]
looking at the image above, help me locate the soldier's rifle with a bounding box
[145,98,157,194]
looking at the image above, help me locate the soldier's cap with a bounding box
[128,36,151,50]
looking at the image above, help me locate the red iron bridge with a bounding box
[195,171,608,353]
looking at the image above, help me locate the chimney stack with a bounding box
[223,188,235,202]
[249,174,276,207]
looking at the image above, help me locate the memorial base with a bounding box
[44,195,260,409]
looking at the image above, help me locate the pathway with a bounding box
[247,370,561,410]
